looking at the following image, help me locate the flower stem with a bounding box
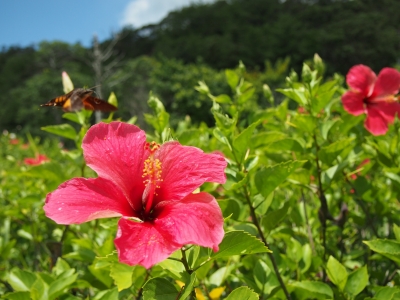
[243,186,291,300]
[312,132,333,281]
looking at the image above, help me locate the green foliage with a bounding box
[2,55,400,300]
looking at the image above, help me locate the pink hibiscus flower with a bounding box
[24,154,50,166]
[44,122,227,268]
[342,65,400,135]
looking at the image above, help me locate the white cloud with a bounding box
[121,0,214,28]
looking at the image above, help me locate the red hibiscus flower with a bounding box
[44,122,227,268]
[342,65,400,135]
[24,154,50,166]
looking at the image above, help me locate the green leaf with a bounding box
[311,85,337,114]
[41,124,77,140]
[109,262,135,291]
[364,239,400,264]
[374,287,400,300]
[178,273,196,300]
[7,269,37,292]
[321,119,339,140]
[142,277,179,300]
[213,128,232,149]
[93,288,119,300]
[290,281,333,299]
[261,201,290,232]
[276,87,307,106]
[107,92,118,107]
[232,120,260,164]
[48,270,78,300]
[225,69,239,90]
[2,292,31,300]
[255,161,305,197]
[268,138,304,152]
[62,113,80,124]
[394,224,400,242]
[30,277,49,300]
[238,87,255,104]
[218,199,241,220]
[225,286,259,300]
[215,94,232,104]
[212,231,270,259]
[251,131,287,148]
[319,137,355,164]
[344,266,369,296]
[290,114,316,133]
[326,256,348,291]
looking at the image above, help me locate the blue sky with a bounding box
[0,0,214,48]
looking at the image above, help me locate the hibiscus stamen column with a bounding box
[142,142,162,216]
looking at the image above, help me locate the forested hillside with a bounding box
[1,0,399,135]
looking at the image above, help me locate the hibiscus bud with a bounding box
[313,53,325,77]
[263,84,274,105]
[286,70,298,86]
[302,63,312,83]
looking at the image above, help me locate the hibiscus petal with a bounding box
[82,122,146,211]
[115,218,181,269]
[346,65,376,96]
[154,142,227,203]
[155,192,224,252]
[341,91,365,116]
[364,106,394,136]
[372,68,400,98]
[44,177,136,224]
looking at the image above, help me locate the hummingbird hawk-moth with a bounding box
[41,88,117,112]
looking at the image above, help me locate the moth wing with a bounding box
[83,96,117,112]
[41,90,74,110]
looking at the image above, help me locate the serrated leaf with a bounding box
[262,201,290,232]
[255,161,305,197]
[41,124,77,140]
[109,262,135,291]
[344,266,368,296]
[142,277,179,300]
[212,231,270,259]
[363,239,400,264]
[290,281,333,299]
[327,256,348,291]
[225,286,259,300]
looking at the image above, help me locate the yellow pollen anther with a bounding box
[142,142,162,191]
